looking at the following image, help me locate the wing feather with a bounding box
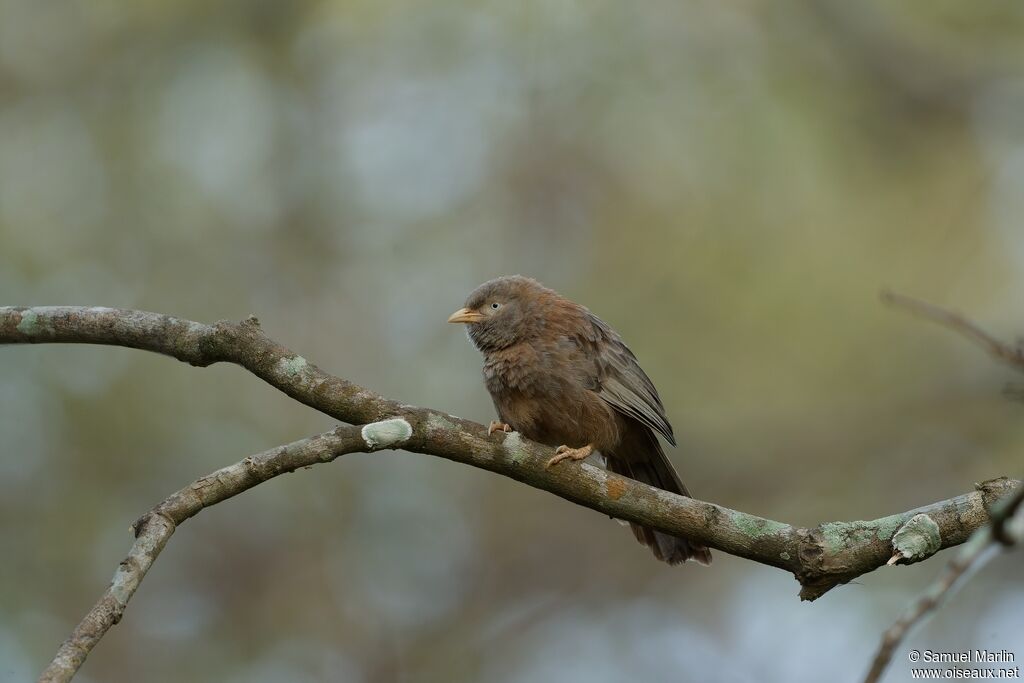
[585,313,676,445]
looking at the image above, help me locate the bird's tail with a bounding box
[606,430,712,566]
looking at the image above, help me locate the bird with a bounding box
[447,275,711,566]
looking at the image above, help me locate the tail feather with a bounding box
[606,429,712,566]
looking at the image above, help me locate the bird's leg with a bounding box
[488,420,513,436]
[545,443,594,469]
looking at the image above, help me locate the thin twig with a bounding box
[38,426,371,683]
[881,290,1024,369]
[867,292,1024,683]
[862,483,1024,683]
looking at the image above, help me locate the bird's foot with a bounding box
[545,444,594,469]
[488,420,513,436]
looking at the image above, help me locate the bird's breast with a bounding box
[481,345,620,450]
[482,346,545,395]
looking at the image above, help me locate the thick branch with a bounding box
[1,306,1018,680]
[2,306,1016,594]
[3,306,1014,596]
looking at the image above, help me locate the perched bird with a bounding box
[448,275,711,565]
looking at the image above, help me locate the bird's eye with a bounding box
[490,302,501,310]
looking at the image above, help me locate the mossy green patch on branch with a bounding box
[15,308,59,336]
[729,511,791,539]
[360,418,413,449]
[278,355,308,376]
[891,513,941,561]
[818,521,862,554]
[425,413,457,434]
[872,514,905,541]
[501,431,527,464]
[815,513,908,555]
[17,309,40,335]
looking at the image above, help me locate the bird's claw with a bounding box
[488,420,513,436]
[545,444,594,469]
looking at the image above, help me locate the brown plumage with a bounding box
[448,275,711,566]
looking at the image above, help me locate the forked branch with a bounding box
[0,306,1016,683]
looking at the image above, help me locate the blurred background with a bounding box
[1,1,1023,681]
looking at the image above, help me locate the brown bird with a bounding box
[448,275,711,565]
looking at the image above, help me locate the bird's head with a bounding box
[448,275,551,352]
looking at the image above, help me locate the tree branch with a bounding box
[881,290,1024,370]
[0,305,1017,681]
[37,426,370,683]
[863,481,1024,683]
[861,292,1024,683]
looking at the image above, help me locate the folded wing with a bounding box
[585,313,676,446]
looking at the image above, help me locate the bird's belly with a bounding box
[492,386,620,450]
